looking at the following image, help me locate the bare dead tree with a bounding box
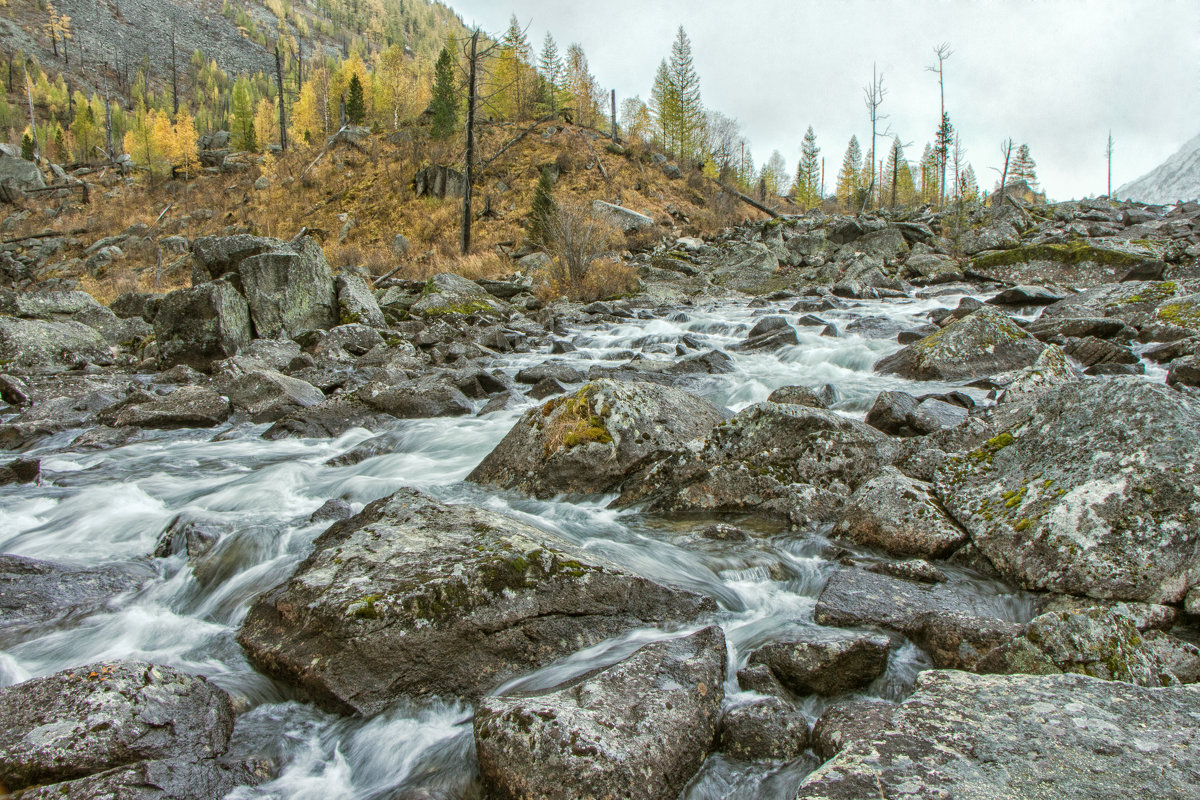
[275,44,287,152]
[992,137,1015,214]
[461,30,480,255]
[861,63,890,212]
[927,42,953,204]
[170,18,178,116]
[1106,130,1114,197]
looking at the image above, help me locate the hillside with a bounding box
[1116,130,1200,205]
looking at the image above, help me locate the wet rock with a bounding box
[356,374,472,418]
[621,402,899,525]
[867,559,946,584]
[514,361,584,384]
[1025,315,1135,342]
[309,498,354,524]
[478,390,524,415]
[239,237,338,338]
[978,607,1200,686]
[874,306,1046,381]
[810,699,898,760]
[736,316,799,350]
[698,523,751,541]
[237,489,715,714]
[1062,336,1139,367]
[0,317,112,374]
[903,253,962,285]
[1037,596,1177,632]
[335,273,386,328]
[864,391,917,436]
[527,376,564,399]
[746,629,891,696]
[670,349,735,375]
[261,396,397,440]
[718,696,810,761]
[1084,361,1145,376]
[0,555,152,643]
[795,670,1200,799]
[814,568,1013,637]
[1167,354,1200,387]
[709,242,782,294]
[934,378,1200,603]
[225,369,324,423]
[833,467,967,559]
[766,385,828,408]
[987,285,1066,305]
[0,456,39,485]
[0,373,32,406]
[13,757,269,800]
[474,627,725,800]
[0,661,234,792]
[910,610,1024,671]
[908,397,968,433]
[735,663,789,699]
[154,281,252,372]
[101,386,231,429]
[469,379,723,498]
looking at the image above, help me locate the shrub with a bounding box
[542,199,620,298]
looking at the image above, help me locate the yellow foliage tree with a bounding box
[173,109,200,179]
[124,107,163,182]
[290,79,322,147]
[253,97,278,151]
[331,51,372,126]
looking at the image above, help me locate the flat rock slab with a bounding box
[874,306,1045,381]
[796,670,1200,799]
[13,757,268,800]
[0,661,234,792]
[237,489,714,715]
[474,627,726,800]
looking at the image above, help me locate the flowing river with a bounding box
[0,291,1048,799]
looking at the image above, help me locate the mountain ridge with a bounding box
[1116,131,1200,205]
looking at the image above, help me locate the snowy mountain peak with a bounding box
[1116,132,1200,204]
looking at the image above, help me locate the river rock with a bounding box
[766,384,828,408]
[710,242,782,294]
[225,369,325,422]
[100,386,232,429]
[814,568,1016,637]
[745,628,891,696]
[997,344,1079,403]
[809,699,898,760]
[736,316,799,350]
[0,555,153,644]
[514,361,584,384]
[909,609,1025,671]
[261,396,397,440]
[0,290,144,345]
[154,281,252,371]
[717,696,810,762]
[620,402,899,525]
[0,661,234,792]
[0,317,112,374]
[978,606,1200,686]
[903,253,962,285]
[410,273,502,317]
[934,378,1200,603]
[833,467,967,558]
[1025,315,1135,342]
[12,757,267,800]
[795,670,1200,799]
[355,374,473,418]
[468,379,723,498]
[987,285,1066,305]
[474,627,725,800]
[237,489,714,714]
[874,306,1046,381]
[335,273,386,328]
[239,237,338,338]
[1167,354,1200,387]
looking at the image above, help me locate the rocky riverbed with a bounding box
[2,196,1200,799]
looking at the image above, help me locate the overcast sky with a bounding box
[447,0,1200,201]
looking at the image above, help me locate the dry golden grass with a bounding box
[8,118,755,302]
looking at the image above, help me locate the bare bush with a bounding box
[543,200,622,297]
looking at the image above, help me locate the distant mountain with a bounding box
[1116,132,1200,205]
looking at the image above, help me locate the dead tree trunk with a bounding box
[715,179,780,219]
[460,30,479,255]
[275,45,287,152]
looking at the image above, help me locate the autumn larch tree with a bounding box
[230,77,256,151]
[837,135,863,209]
[884,136,916,207]
[653,27,704,163]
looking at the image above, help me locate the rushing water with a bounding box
[1,292,1050,799]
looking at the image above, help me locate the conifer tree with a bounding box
[20,132,34,161]
[174,108,199,179]
[960,164,980,202]
[884,137,916,207]
[230,77,256,151]
[537,33,563,114]
[918,142,939,203]
[564,44,599,128]
[666,26,703,162]
[346,73,366,125]
[1011,144,1038,189]
[528,167,556,248]
[836,135,863,208]
[649,59,676,150]
[934,112,954,204]
[793,125,821,207]
[429,45,458,140]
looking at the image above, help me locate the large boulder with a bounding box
[0,317,111,374]
[592,200,654,231]
[934,379,1200,603]
[833,467,968,558]
[468,379,723,498]
[191,234,280,283]
[237,489,714,715]
[409,273,504,317]
[335,273,386,328]
[0,661,234,793]
[709,242,784,294]
[225,369,324,423]
[0,290,145,345]
[154,281,252,371]
[745,628,891,696]
[99,386,232,429]
[874,306,1046,381]
[13,757,266,800]
[618,402,899,525]
[795,670,1200,799]
[355,374,473,419]
[474,627,725,800]
[0,154,45,191]
[239,236,338,337]
[0,555,153,644]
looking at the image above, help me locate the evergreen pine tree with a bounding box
[884,137,916,207]
[346,74,366,125]
[231,77,256,151]
[528,167,557,248]
[934,112,953,203]
[649,59,676,151]
[793,125,821,207]
[20,132,34,161]
[918,142,939,203]
[960,164,980,201]
[1012,144,1038,189]
[836,135,863,209]
[537,33,563,114]
[666,26,703,163]
[429,46,458,140]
